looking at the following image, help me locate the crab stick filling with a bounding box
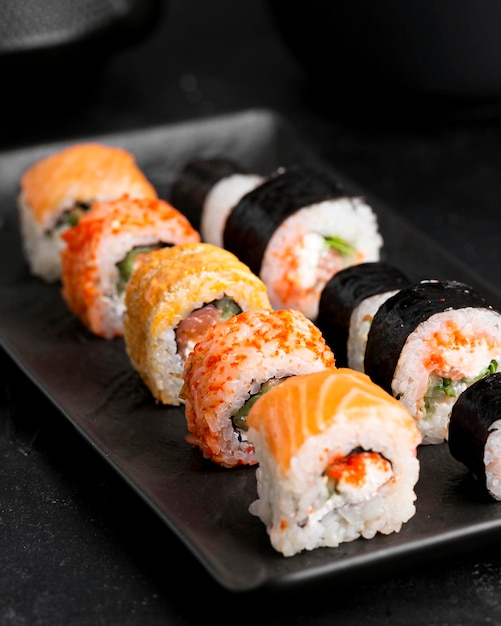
[260,198,382,320]
[304,449,394,524]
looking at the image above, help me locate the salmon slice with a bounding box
[181,307,336,467]
[20,142,158,224]
[247,367,422,556]
[247,367,421,472]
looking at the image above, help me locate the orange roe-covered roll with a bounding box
[17,142,158,282]
[180,307,336,468]
[123,242,273,407]
[60,195,200,339]
[246,368,421,556]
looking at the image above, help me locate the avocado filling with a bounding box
[116,244,167,294]
[324,235,356,257]
[424,359,498,414]
[213,296,242,320]
[53,201,91,232]
[232,378,284,431]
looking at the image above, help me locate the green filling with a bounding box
[467,359,497,382]
[54,202,90,231]
[116,245,160,294]
[232,394,262,431]
[437,378,457,397]
[424,359,498,413]
[213,296,242,320]
[439,359,498,397]
[324,235,356,257]
[232,379,283,431]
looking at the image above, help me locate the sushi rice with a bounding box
[18,142,158,282]
[247,368,421,557]
[123,242,272,406]
[259,196,383,320]
[60,195,200,339]
[201,172,264,247]
[393,307,501,444]
[347,289,401,372]
[181,307,335,468]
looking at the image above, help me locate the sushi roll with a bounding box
[168,156,264,246]
[223,164,384,321]
[17,142,157,282]
[448,372,501,500]
[18,142,158,282]
[180,307,335,468]
[123,242,273,406]
[316,261,411,370]
[246,367,421,557]
[60,195,200,339]
[364,279,501,445]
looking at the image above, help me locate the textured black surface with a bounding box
[4,0,501,622]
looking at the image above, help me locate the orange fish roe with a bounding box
[325,452,390,487]
[60,195,200,338]
[423,320,493,374]
[247,367,421,556]
[272,243,344,309]
[257,188,383,321]
[182,308,335,468]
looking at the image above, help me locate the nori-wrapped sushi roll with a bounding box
[223,164,384,320]
[364,279,501,445]
[316,261,411,369]
[449,372,501,500]
[168,156,264,245]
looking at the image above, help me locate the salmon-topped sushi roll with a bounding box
[123,242,272,406]
[222,164,384,321]
[180,307,335,468]
[247,368,421,557]
[18,142,158,282]
[60,195,200,339]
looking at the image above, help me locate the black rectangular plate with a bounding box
[1,109,500,592]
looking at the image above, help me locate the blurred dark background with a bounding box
[3,0,501,623]
[5,0,501,287]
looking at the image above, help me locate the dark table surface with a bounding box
[3,0,501,623]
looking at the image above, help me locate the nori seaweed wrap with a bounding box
[449,372,501,499]
[316,261,410,368]
[364,279,501,444]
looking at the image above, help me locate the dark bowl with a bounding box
[0,0,166,96]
